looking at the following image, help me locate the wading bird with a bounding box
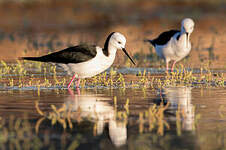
[144,18,194,72]
[21,32,136,89]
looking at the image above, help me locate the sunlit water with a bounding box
[0,83,226,149]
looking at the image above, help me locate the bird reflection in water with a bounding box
[66,88,127,147]
[155,86,194,131]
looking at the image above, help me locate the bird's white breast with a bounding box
[57,47,116,78]
[155,33,191,62]
[171,34,191,60]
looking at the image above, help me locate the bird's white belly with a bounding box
[172,41,191,61]
[155,39,191,62]
[57,53,115,78]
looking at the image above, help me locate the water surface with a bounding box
[0,86,226,150]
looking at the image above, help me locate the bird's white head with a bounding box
[103,32,135,65]
[109,32,126,50]
[181,18,195,34]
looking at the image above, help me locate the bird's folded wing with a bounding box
[22,44,97,64]
[152,30,180,45]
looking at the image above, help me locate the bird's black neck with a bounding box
[176,33,181,40]
[103,32,115,57]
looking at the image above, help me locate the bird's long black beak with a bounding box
[122,48,136,65]
[186,32,189,48]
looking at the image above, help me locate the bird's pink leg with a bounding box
[67,74,77,89]
[171,61,177,72]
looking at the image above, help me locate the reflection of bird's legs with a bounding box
[68,88,75,98]
[171,60,177,72]
[68,85,80,97]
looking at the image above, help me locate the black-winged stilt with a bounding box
[144,18,195,72]
[21,32,136,88]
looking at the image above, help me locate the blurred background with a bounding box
[0,0,225,68]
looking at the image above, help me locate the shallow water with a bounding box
[0,84,226,150]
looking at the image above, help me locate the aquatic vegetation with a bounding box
[0,115,42,150]
[0,60,225,91]
[35,97,129,132]
[150,64,225,88]
[0,114,89,150]
[0,96,200,149]
[138,103,170,136]
[34,95,200,138]
[35,101,73,130]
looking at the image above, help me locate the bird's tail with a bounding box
[143,39,154,46]
[19,56,44,62]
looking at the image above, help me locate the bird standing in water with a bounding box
[21,32,136,89]
[144,18,194,72]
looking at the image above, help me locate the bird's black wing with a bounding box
[151,30,180,46]
[21,44,97,64]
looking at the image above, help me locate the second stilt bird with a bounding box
[144,18,194,72]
